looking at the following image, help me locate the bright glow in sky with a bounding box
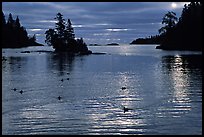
[2,2,189,45]
[171,3,177,9]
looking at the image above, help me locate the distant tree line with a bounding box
[45,13,92,54]
[131,2,202,51]
[130,35,165,44]
[2,11,43,48]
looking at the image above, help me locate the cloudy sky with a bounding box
[2,2,189,45]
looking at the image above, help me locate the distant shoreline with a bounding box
[2,41,44,48]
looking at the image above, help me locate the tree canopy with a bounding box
[157,2,202,51]
[158,11,177,35]
[2,11,43,48]
[45,12,92,55]
[131,2,202,51]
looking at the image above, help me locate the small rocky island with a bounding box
[2,12,44,48]
[106,43,119,46]
[45,13,92,55]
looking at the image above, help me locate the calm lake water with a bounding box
[2,45,202,135]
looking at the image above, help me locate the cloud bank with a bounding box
[2,2,188,45]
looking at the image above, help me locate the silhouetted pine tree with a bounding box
[158,11,177,35]
[45,28,56,46]
[7,13,15,26]
[15,16,21,28]
[2,12,6,25]
[55,13,65,39]
[65,19,75,40]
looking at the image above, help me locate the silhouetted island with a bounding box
[106,43,119,45]
[89,44,100,46]
[2,12,44,48]
[131,2,202,51]
[45,13,92,55]
[130,35,165,44]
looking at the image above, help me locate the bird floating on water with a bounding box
[58,96,62,100]
[121,87,127,90]
[12,88,17,91]
[67,78,69,80]
[123,107,133,113]
[61,79,64,82]
[19,90,23,94]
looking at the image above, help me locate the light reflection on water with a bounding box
[167,55,192,112]
[2,45,202,135]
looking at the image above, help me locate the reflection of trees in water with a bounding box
[162,54,202,73]
[5,56,27,75]
[161,54,202,89]
[49,53,75,76]
[161,54,202,105]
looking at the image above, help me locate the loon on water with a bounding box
[58,96,62,100]
[123,107,133,113]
